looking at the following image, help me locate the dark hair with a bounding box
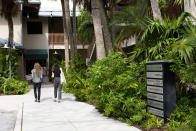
[53,63,61,77]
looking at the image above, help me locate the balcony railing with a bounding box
[49,33,64,45]
[49,33,85,46]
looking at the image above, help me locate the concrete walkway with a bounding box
[0,85,141,131]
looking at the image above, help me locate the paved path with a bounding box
[0,85,141,131]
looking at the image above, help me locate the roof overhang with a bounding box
[38,0,80,17]
[0,38,23,49]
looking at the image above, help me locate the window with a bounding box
[27,22,42,34]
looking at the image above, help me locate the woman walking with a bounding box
[52,63,65,103]
[31,63,43,102]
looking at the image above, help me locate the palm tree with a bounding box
[61,0,70,72]
[73,0,77,55]
[150,0,162,20]
[62,0,75,65]
[110,0,149,49]
[98,0,114,54]
[0,0,19,79]
[77,0,113,58]
[91,0,106,59]
[130,12,195,64]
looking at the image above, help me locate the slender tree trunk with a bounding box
[91,0,106,60]
[98,0,114,54]
[110,0,115,48]
[61,0,69,72]
[7,15,13,79]
[150,0,162,20]
[73,0,77,54]
[64,0,75,64]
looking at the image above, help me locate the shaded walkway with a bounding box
[0,85,141,131]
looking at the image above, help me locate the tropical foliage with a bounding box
[69,1,196,129]
[110,0,149,49]
[0,77,30,95]
[0,49,19,79]
[130,12,196,64]
[77,9,94,44]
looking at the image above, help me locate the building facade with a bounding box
[0,0,88,79]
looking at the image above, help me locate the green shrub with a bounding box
[0,76,6,94]
[1,78,30,95]
[145,113,164,129]
[63,54,87,101]
[63,52,196,130]
[85,52,147,125]
[167,97,196,130]
[0,49,19,79]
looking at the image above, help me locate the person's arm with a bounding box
[31,70,34,79]
[40,70,43,79]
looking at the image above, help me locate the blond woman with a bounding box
[31,63,43,102]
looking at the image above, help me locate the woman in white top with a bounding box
[31,63,43,102]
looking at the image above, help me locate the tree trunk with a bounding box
[61,0,69,72]
[91,0,106,60]
[7,14,13,79]
[150,0,162,20]
[63,0,75,64]
[98,0,114,54]
[73,0,77,54]
[110,0,115,48]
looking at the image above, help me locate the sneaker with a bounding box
[53,98,57,102]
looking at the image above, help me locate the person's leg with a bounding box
[38,83,41,102]
[54,78,58,101]
[33,83,37,102]
[58,84,62,102]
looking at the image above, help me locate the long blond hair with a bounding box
[34,63,41,76]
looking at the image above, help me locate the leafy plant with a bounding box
[145,113,164,129]
[0,49,19,79]
[1,77,30,95]
[110,0,149,48]
[77,9,94,44]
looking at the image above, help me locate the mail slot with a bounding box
[146,60,176,123]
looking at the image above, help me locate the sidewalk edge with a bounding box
[14,102,23,131]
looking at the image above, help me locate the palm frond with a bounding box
[1,0,19,19]
[110,0,149,48]
[77,9,94,44]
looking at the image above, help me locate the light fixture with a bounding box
[12,44,16,50]
[27,13,29,19]
[2,43,9,49]
[50,11,53,18]
[53,50,58,55]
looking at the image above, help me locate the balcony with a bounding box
[48,33,89,49]
[49,33,64,45]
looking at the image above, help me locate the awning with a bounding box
[24,50,48,58]
[38,0,80,17]
[0,38,23,48]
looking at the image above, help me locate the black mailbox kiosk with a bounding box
[146,60,176,123]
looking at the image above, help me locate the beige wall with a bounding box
[184,0,196,18]
[23,17,49,49]
[0,14,22,44]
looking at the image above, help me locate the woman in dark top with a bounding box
[52,63,61,102]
